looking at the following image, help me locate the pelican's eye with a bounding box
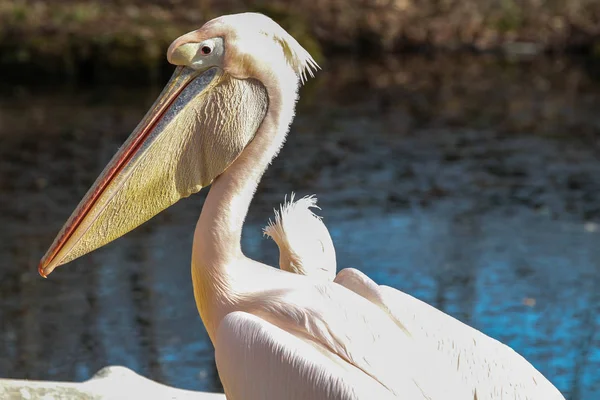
[201,45,212,55]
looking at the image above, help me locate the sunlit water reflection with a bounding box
[1,55,599,399]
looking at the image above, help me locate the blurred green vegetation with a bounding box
[1,0,599,81]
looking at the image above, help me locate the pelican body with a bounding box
[38,13,565,400]
[263,195,411,335]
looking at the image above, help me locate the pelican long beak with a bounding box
[39,65,268,277]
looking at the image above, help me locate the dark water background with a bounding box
[1,55,600,399]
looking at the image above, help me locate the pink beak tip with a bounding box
[38,261,49,278]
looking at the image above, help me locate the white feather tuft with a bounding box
[263,193,320,247]
[264,194,336,280]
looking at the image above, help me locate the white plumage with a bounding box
[264,194,337,280]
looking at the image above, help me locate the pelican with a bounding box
[38,13,565,400]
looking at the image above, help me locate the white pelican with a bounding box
[39,13,565,400]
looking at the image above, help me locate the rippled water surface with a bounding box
[1,55,600,399]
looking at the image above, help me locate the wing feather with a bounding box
[335,268,565,400]
[237,281,472,399]
[215,311,395,400]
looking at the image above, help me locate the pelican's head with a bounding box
[39,13,318,277]
[167,13,318,84]
[264,195,337,281]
